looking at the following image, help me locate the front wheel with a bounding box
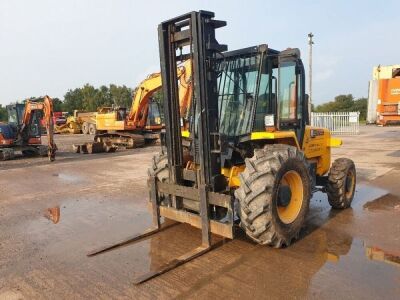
[235,144,312,248]
[327,158,356,209]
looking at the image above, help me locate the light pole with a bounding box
[308,32,314,120]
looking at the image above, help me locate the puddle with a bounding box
[307,238,400,298]
[344,183,388,211]
[305,183,389,224]
[388,150,400,157]
[52,173,83,183]
[364,193,400,211]
[7,182,400,298]
[366,246,400,267]
[165,231,400,299]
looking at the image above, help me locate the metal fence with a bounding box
[311,112,360,135]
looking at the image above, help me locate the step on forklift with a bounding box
[88,10,356,284]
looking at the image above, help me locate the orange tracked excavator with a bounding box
[0,95,57,161]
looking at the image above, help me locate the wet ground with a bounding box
[1,126,400,299]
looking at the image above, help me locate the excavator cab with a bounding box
[146,100,163,129]
[7,103,42,143]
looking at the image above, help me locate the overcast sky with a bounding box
[1,0,399,106]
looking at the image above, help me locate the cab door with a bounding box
[277,49,306,143]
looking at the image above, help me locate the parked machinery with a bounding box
[367,64,400,125]
[94,60,192,148]
[89,11,356,284]
[55,110,96,134]
[76,111,97,134]
[0,96,57,161]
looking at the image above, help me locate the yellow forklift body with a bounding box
[222,126,343,188]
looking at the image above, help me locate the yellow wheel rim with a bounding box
[277,170,304,224]
[345,169,355,198]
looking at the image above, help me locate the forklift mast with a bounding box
[158,11,228,247]
[159,10,227,192]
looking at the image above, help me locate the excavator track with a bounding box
[94,133,145,149]
[0,148,15,161]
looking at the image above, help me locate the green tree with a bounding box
[52,97,63,111]
[0,105,7,121]
[315,94,368,120]
[62,84,134,113]
[80,84,98,111]
[152,90,163,105]
[109,84,133,108]
[352,97,368,120]
[63,88,84,113]
[95,85,112,109]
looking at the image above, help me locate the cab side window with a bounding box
[278,61,297,121]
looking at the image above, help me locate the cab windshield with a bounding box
[217,50,301,137]
[147,101,163,126]
[218,54,260,136]
[7,104,24,125]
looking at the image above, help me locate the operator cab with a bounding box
[217,45,307,147]
[117,107,127,121]
[6,103,41,139]
[147,100,163,127]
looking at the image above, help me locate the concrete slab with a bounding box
[0,126,399,298]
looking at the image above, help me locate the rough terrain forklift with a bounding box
[89,10,356,283]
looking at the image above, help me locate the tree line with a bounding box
[62,84,133,112]
[0,84,133,122]
[313,94,368,120]
[0,87,367,122]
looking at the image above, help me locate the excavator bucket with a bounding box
[87,10,232,284]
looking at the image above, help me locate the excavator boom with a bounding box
[95,61,192,148]
[129,60,193,129]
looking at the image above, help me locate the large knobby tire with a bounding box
[147,150,196,210]
[327,158,356,209]
[148,152,169,204]
[82,122,89,134]
[235,144,312,248]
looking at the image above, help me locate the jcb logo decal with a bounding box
[310,129,324,138]
[391,88,400,95]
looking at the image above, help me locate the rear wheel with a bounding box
[88,123,97,135]
[327,158,356,209]
[82,122,89,134]
[235,144,312,248]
